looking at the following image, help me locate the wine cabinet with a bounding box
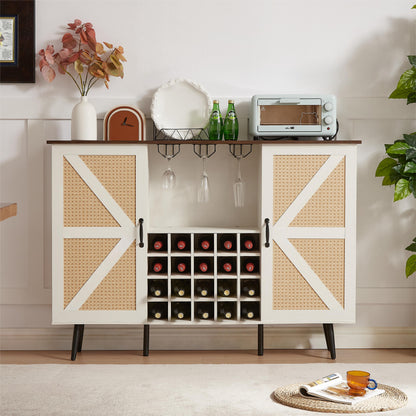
[50,140,358,360]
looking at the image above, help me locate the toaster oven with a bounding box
[249,94,337,139]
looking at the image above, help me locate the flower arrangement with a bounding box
[39,19,126,96]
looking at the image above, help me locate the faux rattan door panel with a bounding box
[52,145,148,324]
[262,145,356,324]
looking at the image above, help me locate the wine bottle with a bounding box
[218,302,235,319]
[223,240,233,250]
[152,262,163,273]
[199,262,208,273]
[177,240,186,251]
[148,280,167,297]
[218,234,236,251]
[241,280,259,297]
[222,262,233,273]
[243,239,254,250]
[172,285,186,297]
[201,240,210,250]
[148,304,166,320]
[218,283,232,297]
[153,240,163,251]
[177,262,186,273]
[195,281,213,297]
[172,303,189,320]
[245,262,255,273]
[196,304,213,320]
[241,302,259,320]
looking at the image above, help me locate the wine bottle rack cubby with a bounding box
[146,230,261,323]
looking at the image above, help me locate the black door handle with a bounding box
[265,218,270,248]
[138,218,144,248]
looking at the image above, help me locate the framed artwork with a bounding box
[0,0,35,83]
[103,106,147,141]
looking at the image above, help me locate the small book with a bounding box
[299,373,384,405]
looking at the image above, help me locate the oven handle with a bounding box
[279,98,301,104]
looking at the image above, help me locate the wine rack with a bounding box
[146,230,261,323]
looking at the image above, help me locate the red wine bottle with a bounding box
[222,262,233,273]
[244,239,254,250]
[245,262,255,273]
[153,262,163,273]
[198,262,208,273]
[200,240,210,250]
[177,240,186,250]
[177,263,186,273]
[223,240,233,250]
[153,240,163,250]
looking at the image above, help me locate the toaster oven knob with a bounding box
[324,116,333,125]
[324,102,333,111]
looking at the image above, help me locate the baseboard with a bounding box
[1,326,415,351]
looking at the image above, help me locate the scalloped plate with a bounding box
[151,79,211,139]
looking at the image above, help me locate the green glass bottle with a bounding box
[223,100,239,140]
[208,100,223,140]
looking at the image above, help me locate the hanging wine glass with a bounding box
[162,156,176,190]
[197,156,210,203]
[233,156,245,207]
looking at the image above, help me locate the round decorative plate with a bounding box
[151,78,211,139]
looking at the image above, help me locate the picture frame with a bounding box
[0,0,35,83]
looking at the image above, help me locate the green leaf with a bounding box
[389,68,416,99]
[406,147,416,161]
[386,141,410,155]
[405,242,416,252]
[375,158,397,176]
[412,4,416,9]
[410,177,416,197]
[407,92,416,104]
[405,254,416,278]
[404,161,416,173]
[403,133,416,147]
[408,56,416,66]
[394,178,411,201]
[390,88,411,99]
[382,174,397,186]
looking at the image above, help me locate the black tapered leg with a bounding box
[143,324,150,356]
[71,324,82,361]
[77,324,85,352]
[323,323,336,359]
[258,324,264,356]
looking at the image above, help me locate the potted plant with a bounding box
[38,19,126,140]
[375,5,416,278]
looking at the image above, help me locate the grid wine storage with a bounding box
[49,140,359,360]
[147,231,261,323]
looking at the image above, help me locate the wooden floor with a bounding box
[1,349,415,364]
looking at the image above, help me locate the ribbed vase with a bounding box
[71,96,97,140]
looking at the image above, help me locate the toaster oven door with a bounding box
[257,98,322,134]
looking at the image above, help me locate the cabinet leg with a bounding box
[258,324,264,356]
[323,323,336,359]
[71,325,82,361]
[143,324,150,356]
[77,324,85,352]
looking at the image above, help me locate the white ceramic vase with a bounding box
[71,96,97,140]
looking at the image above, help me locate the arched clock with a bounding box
[103,106,146,141]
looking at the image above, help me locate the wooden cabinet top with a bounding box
[47,139,361,145]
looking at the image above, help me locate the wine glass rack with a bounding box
[146,230,261,323]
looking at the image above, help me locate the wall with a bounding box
[1,0,415,350]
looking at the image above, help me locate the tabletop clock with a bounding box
[103,106,146,141]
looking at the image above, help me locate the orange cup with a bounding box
[347,370,377,396]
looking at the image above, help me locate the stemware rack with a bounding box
[146,230,261,323]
